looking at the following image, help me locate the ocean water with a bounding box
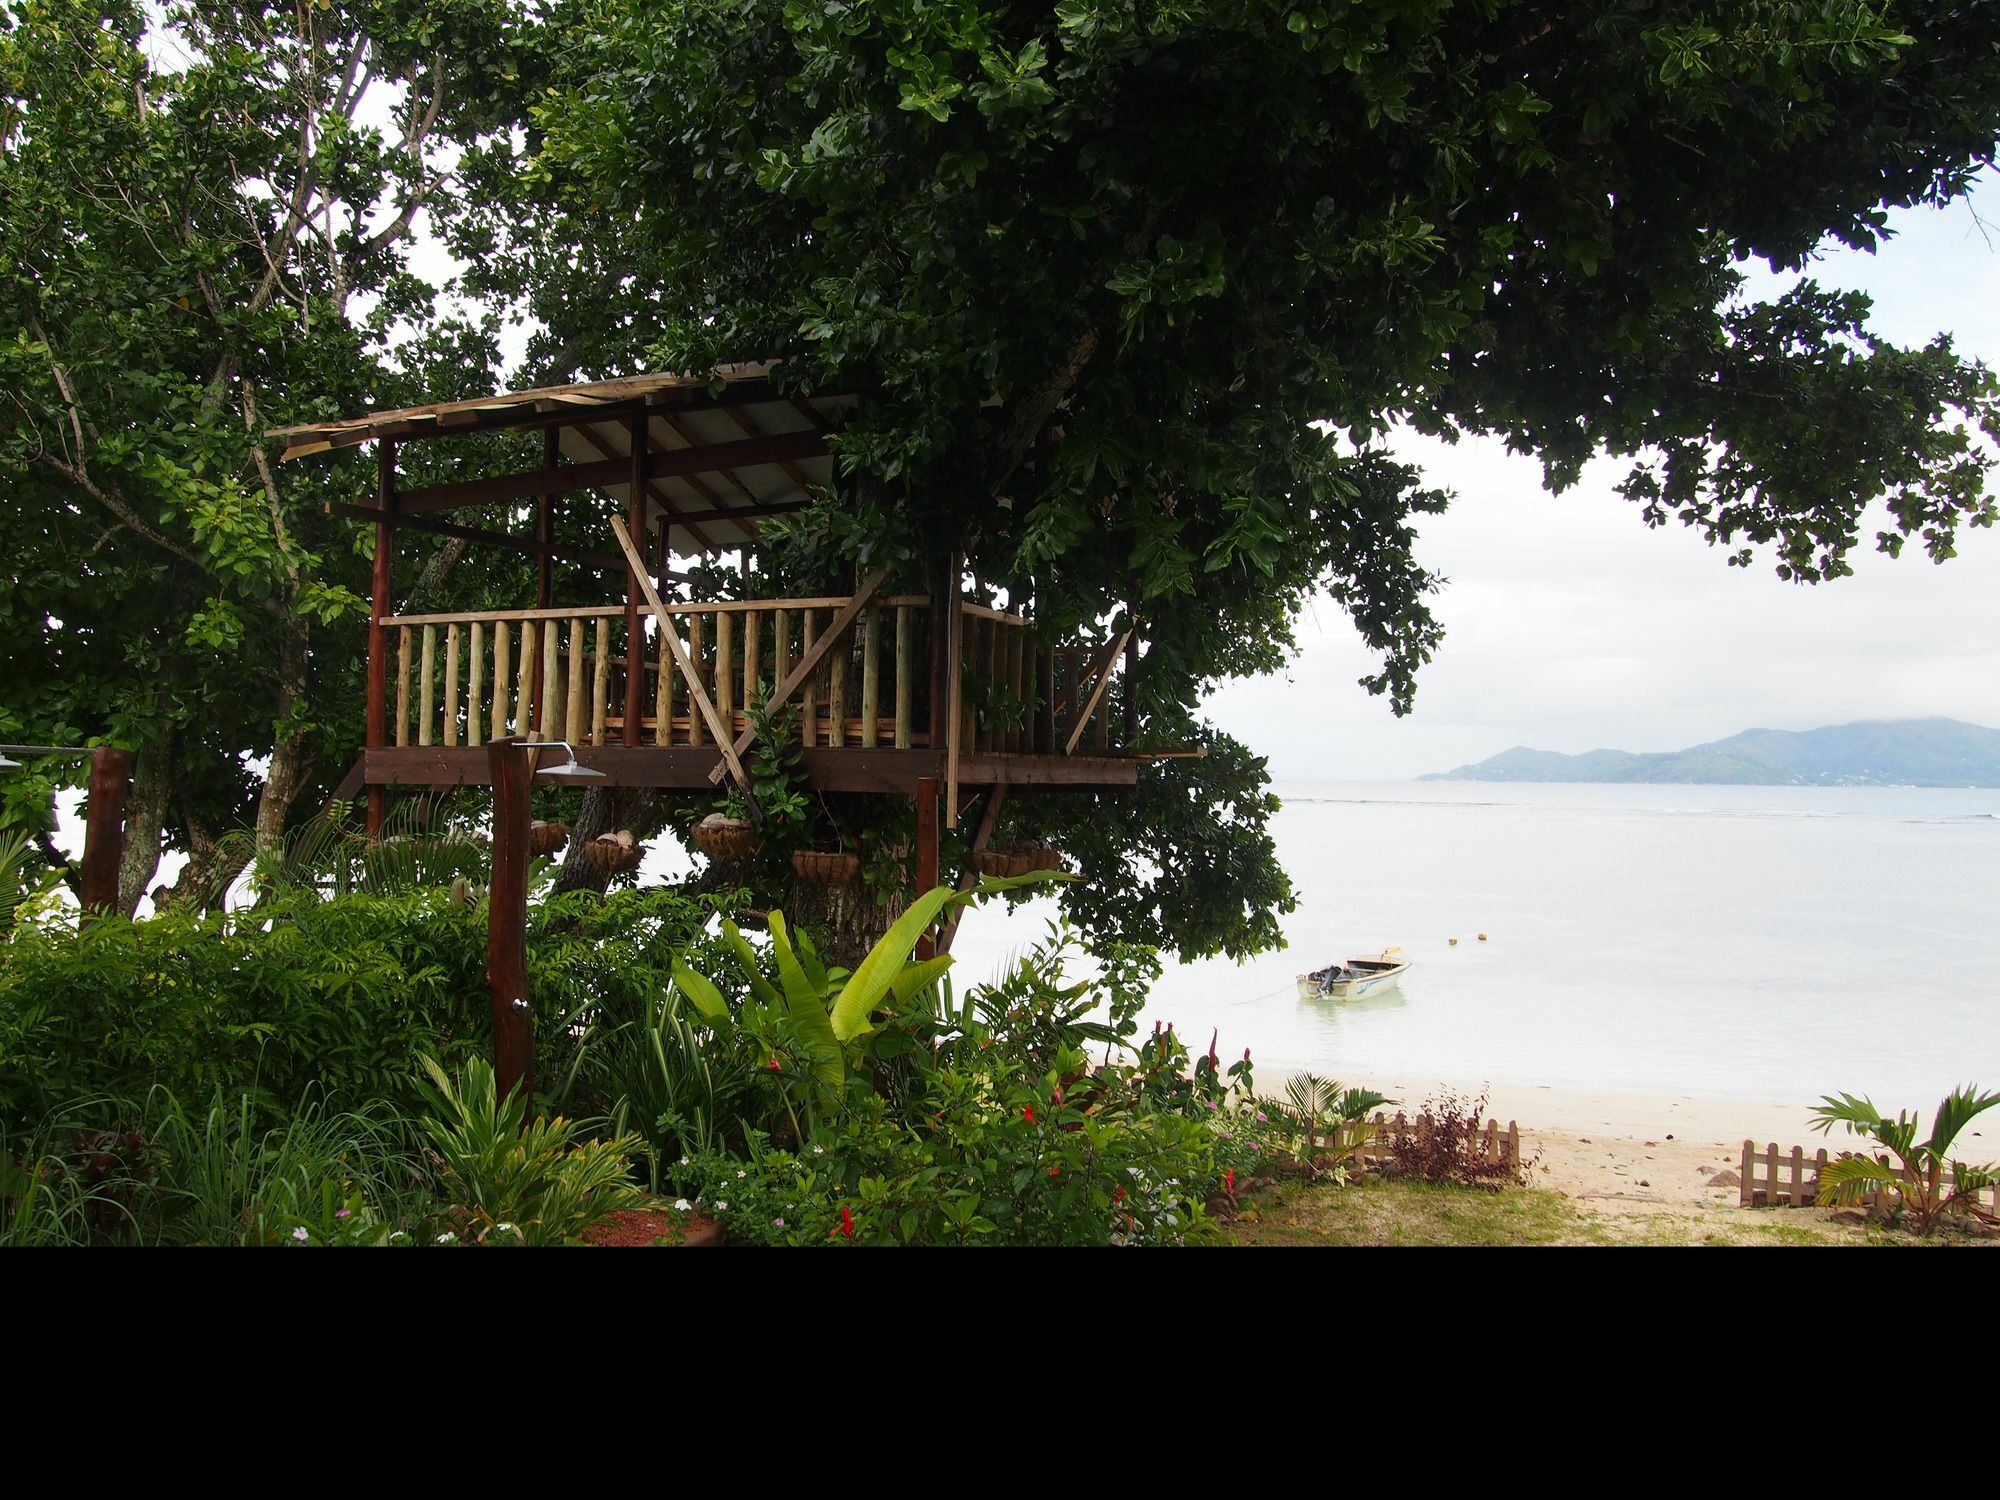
[948,781,2000,1106]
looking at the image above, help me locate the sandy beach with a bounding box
[1329,1077,2000,1242]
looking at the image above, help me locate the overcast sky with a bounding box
[1214,178,2000,782]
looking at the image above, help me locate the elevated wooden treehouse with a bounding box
[273,366,1158,882]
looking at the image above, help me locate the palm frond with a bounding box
[1816,1154,1902,1207]
[1809,1092,1886,1136]
[1923,1085,2000,1159]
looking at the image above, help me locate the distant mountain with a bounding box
[1420,718,2000,787]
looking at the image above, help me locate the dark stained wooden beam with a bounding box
[365,745,1138,792]
[325,502,634,576]
[914,774,941,960]
[366,441,395,838]
[79,747,131,917]
[391,430,828,515]
[485,739,535,1103]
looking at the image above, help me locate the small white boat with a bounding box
[1297,949,1410,1002]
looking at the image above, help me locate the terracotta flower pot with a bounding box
[791,849,861,885]
[692,816,761,860]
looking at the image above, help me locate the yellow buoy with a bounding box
[1449,937,1459,946]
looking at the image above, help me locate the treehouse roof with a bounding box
[270,365,856,555]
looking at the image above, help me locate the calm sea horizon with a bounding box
[949,779,2000,1106]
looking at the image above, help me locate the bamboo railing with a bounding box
[379,594,944,751]
[382,606,630,749]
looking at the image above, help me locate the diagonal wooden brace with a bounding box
[1064,628,1131,756]
[705,568,888,786]
[607,515,761,816]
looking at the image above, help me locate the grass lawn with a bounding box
[1226,1176,1998,1247]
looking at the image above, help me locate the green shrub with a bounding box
[416,1055,645,1245]
[0,885,724,1131]
[686,1047,1224,1246]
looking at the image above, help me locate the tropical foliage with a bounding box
[1809,1086,2000,1233]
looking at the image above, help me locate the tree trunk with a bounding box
[782,876,908,970]
[117,734,173,916]
[553,784,622,894]
[254,614,315,852]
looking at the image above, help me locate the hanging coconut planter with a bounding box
[585,829,645,875]
[692,813,761,860]
[972,848,1035,879]
[973,842,1064,878]
[791,849,861,885]
[529,820,569,857]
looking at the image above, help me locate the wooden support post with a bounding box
[366,441,395,837]
[417,624,437,747]
[828,623,847,747]
[716,609,735,736]
[592,616,611,746]
[395,626,412,747]
[774,608,792,701]
[894,604,913,749]
[914,774,940,961]
[623,414,646,747]
[442,623,461,747]
[491,620,511,741]
[687,615,705,746]
[860,605,880,748]
[536,428,557,609]
[467,621,484,749]
[744,608,762,713]
[927,553,955,751]
[1122,628,1139,746]
[539,619,561,740]
[485,738,536,1106]
[565,619,587,742]
[516,620,537,738]
[1034,639,1054,753]
[79,746,131,916]
[800,610,817,746]
[653,620,672,745]
[1005,625,1024,752]
[945,603,964,829]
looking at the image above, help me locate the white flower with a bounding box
[497,1222,516,1232]
[389,1231,408,1242]
[678,1156,690,1166]
[673,1198,692,1212]
[714,1200,728,1212]
[736,1169,747,1179]
[435,1231,458,1244]
[773,1217,785,1227]
[811,1144,825,1155]
[291,1226,310,1242]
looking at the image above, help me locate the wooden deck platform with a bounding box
[364,745,1141,794]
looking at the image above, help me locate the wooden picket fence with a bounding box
[1739,1140,2000,1212]
[1359,1110,1522,1170]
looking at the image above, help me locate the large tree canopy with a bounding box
[7,1,1999,960]
[527,0,2000,954]
[0,0,531,905]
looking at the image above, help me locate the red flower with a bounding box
[1022,1105,1035,1123]
[1243,1047,1251,1062]
[767,1057,782,1071]
[829,1205,855,1240]
[1112,1184,1125,1204]
[1047,1165,1061,1177]
[1224,1167,1236,1196]
[1052,1086,1063,1107]
[1207,1029,1219,1068]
